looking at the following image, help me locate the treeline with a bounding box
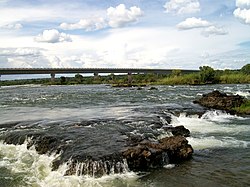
[58,73,162,86]
[1,64,250,86]
[157,64,250,85]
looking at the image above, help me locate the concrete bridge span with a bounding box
[0,68,199,75]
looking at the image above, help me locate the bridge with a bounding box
[0,68,199,81]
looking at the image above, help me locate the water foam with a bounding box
[0,142,138,187]
[187,136,249,150]
[170,111,247,134]
[234,91,250,98]
[201,110,244,123]
[169,111,250,150]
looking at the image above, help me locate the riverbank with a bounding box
[1,72,250,87]
[1,65,250,86]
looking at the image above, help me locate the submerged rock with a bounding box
[194,90,246,114]
[149,87,158,90]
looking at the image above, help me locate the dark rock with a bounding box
[122,143,167,171]
[122,135,193,171]
[158,136,193,163]
[149,87,158,90]
[194,90,245,113]
[163,125,190,137]
[32,136,62,154]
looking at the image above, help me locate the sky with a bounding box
[0,0,250,70]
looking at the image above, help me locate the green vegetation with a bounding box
[241,64,250,75]
[1,64,250,86]
[156,73,200,85]
[219,73,250,84]
[199,66,217,84]
[233,100,250,114]
[0,78,52,86]
[158,65,250,85]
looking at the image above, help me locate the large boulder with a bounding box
[194,90,245,113]
[122,135,193,171]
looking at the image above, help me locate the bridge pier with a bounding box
[128,72,132,84]
[94,72,99,80]
[50,73,55,82]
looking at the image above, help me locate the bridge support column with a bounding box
[94,72,99,80]
[50,73,55,82]
[128,72,132,84]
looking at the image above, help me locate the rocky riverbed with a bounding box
[0,117,193,178]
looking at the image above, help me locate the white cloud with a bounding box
[234,0,250,25]
[47,56,64,68]
[177,17,228,37]
[0,47,49,68]
[60,4,143,31]
[164,0,200,15]
[6,58,33,68]
[0,23,22,30]
[0,25,247,70]
[0,48,41,57]
[177,17,212,30]
[34,29,72,43]
[236,0,250,9]
[234,8,250,24]
[107,4,143,28]
[60,17,107,31]
[201,26,228,37]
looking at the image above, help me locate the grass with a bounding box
[219,74,250,84]
[233,100,250,114]
[156,73,201,85]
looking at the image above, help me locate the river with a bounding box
[0,84,249,187]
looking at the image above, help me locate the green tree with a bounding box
[171,69,182,77]
[241,64,250,74]
[108,73,115,82]
[60,76,67,84]
[199,66,216,83]
[75,73,84,83]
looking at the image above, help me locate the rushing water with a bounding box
[0,84,249,187]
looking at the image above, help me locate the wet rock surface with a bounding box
[0,115,193,177]
[194,90,246,114]
[123,135,193,171]
[163,125,190,137]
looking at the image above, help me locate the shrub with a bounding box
[241,64,250,75]
[199,66,217,83]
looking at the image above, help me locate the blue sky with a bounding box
[0,0,249,69]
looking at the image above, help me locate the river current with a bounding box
[0,84,249,187]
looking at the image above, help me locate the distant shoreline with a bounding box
[1,65,250,86]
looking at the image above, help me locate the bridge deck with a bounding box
[0,68,199,75]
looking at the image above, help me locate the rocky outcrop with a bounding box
[123,135,193,171]
[0,119,193,177]
[194,90,246,114]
